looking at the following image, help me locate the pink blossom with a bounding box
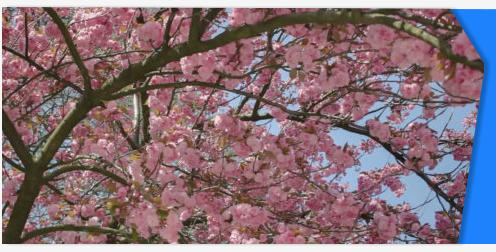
[274,230,306,244]
[230,203,269,227]
[400,83,421,99]
[1,8,478,245]
[45,21,62,39]
[367,119,391,142]
[160,211,183,243]
[374,212,397,241]
[365,25,396,49]
[136,21,164,48]
[391,39,432,68]
[47,204,59,218]
[246,135,262,152]
[452,32,479,60]
[318,64,350,91]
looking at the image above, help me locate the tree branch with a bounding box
[115,121,139,150]
[44,8,92,92]
[96,9,481,102]
[188,8,202,42]
[2,46,84,94]
[34,96,98,169]
[382,9,462,32]
[44,165,129,186]
[243,112,464,213]
[162,8,178,47]
[2,171,43,243]
[2,154,26,172]
[2,110,34,168]
[198,8,222,36]
[43,182,75,205]
[20,224,148,243]
[204,9,483,71]
[24,13,29,57]
[106,81,322,122]
[365,12,482,71]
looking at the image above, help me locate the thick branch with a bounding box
[20,224,148,243]
[2,110,34,168]
[44,8,92,92]
[188,8,202,42]
[132,92,142,146]
[383,9,462,32]
[365,12,482,71]
[97,9,481,102]
[162,8,178,46]
[34,96,97,169]
[198,8,222,35]
[44,165,129,186]
[2,171,43,243]
[204,9,482,71]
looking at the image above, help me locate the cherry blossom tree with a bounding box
[2,7,483,244]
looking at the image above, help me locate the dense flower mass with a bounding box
[2,7,481,244]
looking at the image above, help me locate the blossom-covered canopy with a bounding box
[2,8,482,244]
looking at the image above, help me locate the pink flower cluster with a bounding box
[317,64,350,91]
[136,21,164,49]
[399,83,416,99]
[229,203,269,227]
[229,9,265,27]
[330,195,360,227]
[180,51,217,81]
[274,230,306,244]
[452,32,479,60]
[444,64,483,100]
[285,44,320,72]
[403,123,439,169]
[358,164,405,198]
[127,203,160,238]
[365,25,396,49]
[390,38,432,68]
[367,119,391,142]
[44,21,62,39]
[374,212,397,241]
[159,211,184,243]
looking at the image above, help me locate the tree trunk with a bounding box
[3,170,43,243]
